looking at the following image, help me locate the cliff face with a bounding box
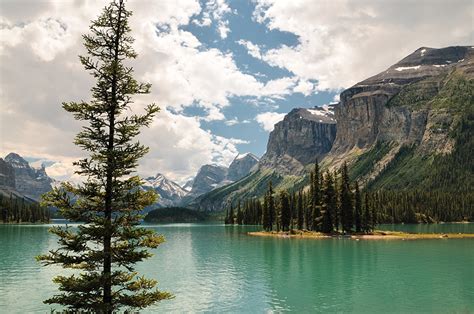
[331,46,473,156]
[192,45,474,211]
[189,164,229,197]
[0,158,16,189]
[4,153,53,201]
[227,153,259,181]
[259,107,337,174]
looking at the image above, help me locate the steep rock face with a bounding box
[0,158,16,189]
[259,106,337,174]
[331,46,473,155]
[142,173,188,207]
[4,153,53,201]
[227,153,259,181]
[189,165,229,197]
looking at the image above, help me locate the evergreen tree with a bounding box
[362,193,371,232]
[312,161,322,231]
[228,204,235,225]
[297,190,304,230]
[262,193,271,231]
[236,201,243,225]
[267,181,275,230]
[322,171,336,233]
[354,181,362,232]
[339,163,354,233]
[280,191,291,231]
[37,1,172,311]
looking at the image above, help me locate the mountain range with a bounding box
[3,45,472,213]
[0,152,259,208]
[193,45,474,211]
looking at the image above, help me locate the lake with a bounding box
[1,222,473,313]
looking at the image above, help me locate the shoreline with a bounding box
[248,230,474,240]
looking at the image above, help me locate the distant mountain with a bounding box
[227,153,259,181]
[142,173,188,207]
[188,165,229,197]
[181,178,194,192]
[192,45,474,211]
[4,153,54,201]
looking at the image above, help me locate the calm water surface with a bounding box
[0,221,473,313]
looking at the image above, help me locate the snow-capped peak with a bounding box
[234,152,259,162]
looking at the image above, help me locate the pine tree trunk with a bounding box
[103,1,124,310]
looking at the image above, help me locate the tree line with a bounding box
[0,193,50,223]
[225,162,376,234]
[224,161,474,232]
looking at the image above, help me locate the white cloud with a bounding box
[237,39,262,59]
[0,0,261,183]
[137,109,248,183]
[293,80,314,96]
[254,0,474,90]
[192,0,232,39]
[255,112,286,132]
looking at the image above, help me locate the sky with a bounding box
[0,0,473,185]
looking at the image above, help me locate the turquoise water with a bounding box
[1,222,473,313]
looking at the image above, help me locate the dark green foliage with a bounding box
[0,193,50,223]
[369,190,473,223]
[362,193,373,232]
[226,205,235,225]
[339,163,354,233]
[36,1,171,312]
[322,171,336,233]
[144,207,209,223]
[349,141,392,180]
[279,191,291,231]
[236,201,243,225]
[267,181,275,230]
[354,182,362,232]
[297,191,304,230]
[262,194,271,230]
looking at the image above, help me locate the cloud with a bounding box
[254,0,474,90]
[293,80,314,96]
[192,0,232,39]
[0,0,257,183]
[137,108,248,183]
[255,112,286,132]
[237,39,262,59]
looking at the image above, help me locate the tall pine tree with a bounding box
[354,181,362,233]
[339,162,354,233]
[37,1,172,311]
[279,191,291,231]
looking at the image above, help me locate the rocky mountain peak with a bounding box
[3,152,53,201]
[189,164,229,196]
[5,152,30,168]
[142,173,187,208]
[227,153,259,181]
[332,46,474,156]
[258,106,337,174]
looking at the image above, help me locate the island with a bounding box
[248,229,474,240]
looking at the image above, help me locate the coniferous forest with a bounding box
[0,194,50,223]
[225,162,474,232]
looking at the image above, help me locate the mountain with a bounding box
[329,45,473,191]
[227,153,259,181]
[192,45,474,211]
[0,158,27,200]
[0,158,16,189]
[4,153,54,201]
[258,106,336,175]
[182,178,194,192]
[188,164,229,197]
[142,173,188,207]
